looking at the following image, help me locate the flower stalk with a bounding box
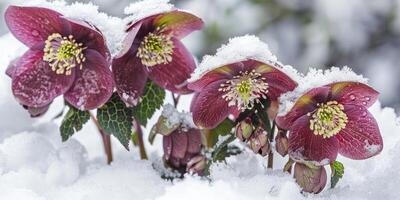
[134,119,148,160]
[90,113,113,164]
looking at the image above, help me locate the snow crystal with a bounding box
[278,66,368,116]
[364,140,381,155]
[124,0,173,24]
[162,104,196,128]
[190,35,284,82]
[15,0,125,56]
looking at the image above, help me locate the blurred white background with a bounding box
[1,0,399,113]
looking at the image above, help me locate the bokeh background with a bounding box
[1,0,399,113]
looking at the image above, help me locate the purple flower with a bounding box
[5,6,114,110]
[163,128,203,172]
[276,82,383,165]
[112,10,203,107]
[294,163,327,194]
[189,59,297,129]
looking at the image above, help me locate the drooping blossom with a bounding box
[276,82,383,166]
[112,9,203,107]
[5,6,114,110]
[189,59,297,129]
[294,163,327,194]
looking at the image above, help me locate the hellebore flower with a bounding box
[248,127,271,156]
[275,129,289,157]
[5,6,114,110]
[294,163,327,194]
[189,59,297,129]
[163,128,203,172]
[112,10,203,107]
[276,82,383,166]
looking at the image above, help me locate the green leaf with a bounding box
[212,134,236,162]
[205,119,234,148]
[132,81,165,126]
[330,160,345,188]
[97,94,134,149]
[60,106,90,142]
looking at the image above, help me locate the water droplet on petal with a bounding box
[365,97,371,101]
[362,102,367,105]
[32,30,39,36]
[350,95,356,101]
[362,112,367,117]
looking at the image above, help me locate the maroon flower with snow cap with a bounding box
[5,6,114,110]
[112,5,203,107]
[276,81,383,166]
[188,36,297,129]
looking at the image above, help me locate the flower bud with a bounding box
[186,155,206,176]
[294,163,327,194]
[275,130,289,157]
[248,127,270,156]
[235,117,253,141]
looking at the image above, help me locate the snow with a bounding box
[124,0,173,24]
[190,35,285,82]
[162,104,196,128]
[278,67,368,116]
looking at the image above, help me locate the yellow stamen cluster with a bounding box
[43,33,86,75]
[219,70,269,111]
[309,101,348,138]
[136,27,174,67]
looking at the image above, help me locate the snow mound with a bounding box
[190,35,297,82]
[124,0,173,24]
[11,0,125,56]
[162,104,196,128]
[278,66,368,116]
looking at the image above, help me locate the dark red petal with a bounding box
[171,130,189,159]
[147,38,195,94]
[288,115,339,166]
[6,57,19,78]
[60,17,110,60]
[188,65,235,91]
[5,6,63,49]
[257,62,297,100]
[163,135,172,160]
[329,81,379,108]
[153,10,204,39]
[276,86,331,130]
[336,105,383,159]
[11,50,75,107]
[64,50,114,110]
[191,80,238,129]
[115,22,142,60]
[112,56,148,107]
[186,129,202,154]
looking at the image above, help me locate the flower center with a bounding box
[43,33,86,75]
[136,27,174,67]
[309,101,348,138]
[219,70,269,111]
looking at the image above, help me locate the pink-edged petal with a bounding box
[186,129,202,154]
[288,115,339,166]
[188,65,235,91]
[64,50,113,110]
[11,50,75,107]
[153,10,204,39]
[276,86,331,130]
[171,129,189,159]
[147,38,195,94]
[336,105,383,159]
[112,56,148,107]
[255,62,297,100]
[163,134,173,160]
[191,80,238,129]
[5,6,63,49]
[115,22,142,60]
[6,57,19,78]
[329,81,379,108]
[60,17,110,60]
